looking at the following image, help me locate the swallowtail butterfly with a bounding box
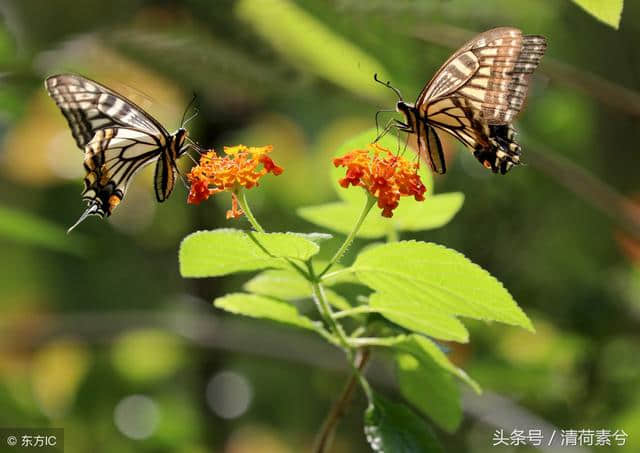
[380,27,547,174]
[45,74,196,232]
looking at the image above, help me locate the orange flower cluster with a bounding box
[333,144,426,217]
[187,145,283,219]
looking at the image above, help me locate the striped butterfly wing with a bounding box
[416,27,546,174]
[45,74,169,148]
[45,74,178,231]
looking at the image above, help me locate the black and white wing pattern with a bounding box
[398,27,546,174]
[45,74,188,231]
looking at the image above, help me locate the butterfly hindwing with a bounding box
[154,150,176,202]
[423,125,446,174]
[83,127,164,216]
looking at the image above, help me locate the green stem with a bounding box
[347,337,400,348]
[312,348,370,453]
[320,267,354,283]
[310,273,373,404]
[236,188,264,233]
[319,194,376,277]
[333,306,382,319]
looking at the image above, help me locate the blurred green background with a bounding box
[1,0,639,452]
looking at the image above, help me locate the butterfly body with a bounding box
[390,27,546,174]
[45,74,192,231]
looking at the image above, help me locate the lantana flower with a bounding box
[333,143,426,217]
[187,144,283,219]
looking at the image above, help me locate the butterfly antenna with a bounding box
[374,73,403,101]
[186,137,206,155]
[180,92,198,128]
[182,107,199,128]
[67,203,99,234]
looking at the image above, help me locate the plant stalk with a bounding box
[236,188,265,233]
[310,278,373,403]
[319,194,376,277]
[312,348,371,453]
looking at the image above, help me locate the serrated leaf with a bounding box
[353,241,533,331]
[393,334,481,395]
[214,293,318,331]
[330,129,434,205]
[390,193,464,232]
[289,232,333,244]
[364,393,443,453]
[179,229,319,277]
[244,269,351,310]
[571,0,623,29]
[395,353,461,432]
[244,269,311,299]
[369,293,468,342]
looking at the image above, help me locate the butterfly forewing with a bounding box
[45,74,168,147]
[45,74,187,230]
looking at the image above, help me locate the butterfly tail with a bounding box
[67,203,100,234]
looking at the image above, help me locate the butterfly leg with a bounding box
[173,162,191,190]
[373,118,395,143]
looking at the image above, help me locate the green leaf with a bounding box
[571,0,623,29]
[179,229,319,277]
[395,353,461,432]
[393,334,481,395]
[364,393,443,453]
[390,193,464,232]
[235,0,389,101]
[291,232,333,244]
[0,204,86,256]
[244,269,311,299]
[353,241,533,331]
[369,293,469,342]
[244,269,351,310]
[330,129,433,206]
[214,293,318,331]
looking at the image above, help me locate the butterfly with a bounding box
[377,27,547,174]
[45,74,198,232]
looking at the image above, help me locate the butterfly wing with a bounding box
[415,27,546,173]
[153,150,176,202]
[45,74,169,148]
[416,121,446,174]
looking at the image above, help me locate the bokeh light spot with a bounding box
[113,394,160,440]
[206,370,253,419]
